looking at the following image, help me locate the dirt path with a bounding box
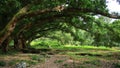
[29,54,118,68]
[30,55,71,68]
[0,54,75,68]
[0,53,119,68]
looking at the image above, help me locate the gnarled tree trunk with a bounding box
[1,37,11,53]
[0,5,30,46]
[14,34,27,50]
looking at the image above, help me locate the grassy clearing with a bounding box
[30,43,120,67]
[1,43,120,68]
[62,46,120,68]
[31,43,117,51]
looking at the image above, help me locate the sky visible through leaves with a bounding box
[106,0,120,13]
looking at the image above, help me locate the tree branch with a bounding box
[64,8,120,19]
[1,4,120,45]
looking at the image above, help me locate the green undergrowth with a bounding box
[0,61,6,67]
[31,45,115,50]
[0,49,18,56]
[30,54,47,63]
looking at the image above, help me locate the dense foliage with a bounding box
[0,0,120,52]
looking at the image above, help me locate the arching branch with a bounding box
[0,4,120,45]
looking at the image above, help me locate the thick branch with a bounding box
[0,5,30,45]
[1,4,120,45]
[65,8,120,19]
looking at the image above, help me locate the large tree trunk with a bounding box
[0,5,30,46]
[19,34,26,49]
[14,37,19,50]
[1,37,11,53]
[0,5,63,46]
[14,34,27,50]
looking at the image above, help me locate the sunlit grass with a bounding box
[30,41,40,46]
[65,45,111,50]
[30,42,120,52]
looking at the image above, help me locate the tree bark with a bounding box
[20,34,26,49]
[14,34,27,50]
[0,5,30,46]
[1,37,11,53]
[14,37,19,50]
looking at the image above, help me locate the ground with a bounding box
[0,46,120,68]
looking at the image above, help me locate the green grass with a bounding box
[0,49,18,56]
[30,55,46,63]
[8,60,18,66]
[31,44,116,51]
[30,39,61,49]
[0,61,6,67]
[64,45,112,50]
[54,60,65,64]
[83,60,101,66]
[1,41,120,68]
[31,55,41,60]
[30,40,120,52]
